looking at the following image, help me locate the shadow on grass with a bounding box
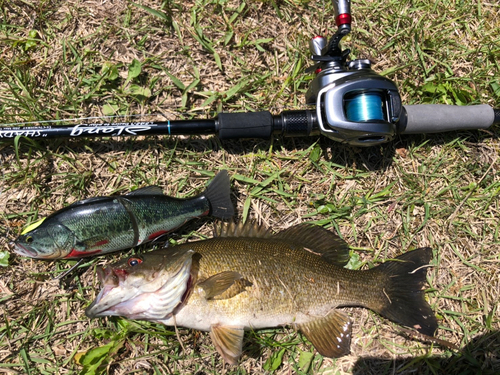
[352,330,499,375]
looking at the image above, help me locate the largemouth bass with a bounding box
[14,171,234,259]
[86,222,438,364]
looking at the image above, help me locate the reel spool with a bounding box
[344,91,385,123]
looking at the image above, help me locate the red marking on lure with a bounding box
[92,239,109,247]
[65,249,102,258]
[148,230,169,240]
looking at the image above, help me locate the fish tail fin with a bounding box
[204,170,235,219]
[369,247,438,336]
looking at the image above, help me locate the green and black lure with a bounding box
[14,171,234,259]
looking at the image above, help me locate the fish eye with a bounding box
[26,236,34,244]
[128,257,143,267]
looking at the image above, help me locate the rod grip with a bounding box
[217,112,273,139]
[398,104,495,134]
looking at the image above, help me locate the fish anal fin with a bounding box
[209,325,244,365]
[198,271,245,300]
[274,224,350,267]
[298,310,352,358]
[126,186,163,196]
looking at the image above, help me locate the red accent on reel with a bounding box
[336,13,351,26]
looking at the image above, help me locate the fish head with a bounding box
[85,248,194,321]
[13,220,76,259]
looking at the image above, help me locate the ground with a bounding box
[0,0,499,374]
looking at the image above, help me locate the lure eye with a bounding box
[26,236,34,244]
[128,257,143,267]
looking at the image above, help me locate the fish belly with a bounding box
[160,288,312,332]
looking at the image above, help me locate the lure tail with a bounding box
[203,171,234,220]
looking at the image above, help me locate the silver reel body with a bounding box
[306,61,402,147]
[305,1,403,147]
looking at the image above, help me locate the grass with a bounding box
[0,0,499,374]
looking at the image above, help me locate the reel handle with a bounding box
[398,104,499,134]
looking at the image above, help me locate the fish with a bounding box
[85,222,439,364]
[13,171,234,259]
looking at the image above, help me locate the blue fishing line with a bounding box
[345,92,385,122]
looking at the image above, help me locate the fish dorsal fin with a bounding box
[297,310,352,358]
[214,221,272,239]
[198,271,243,300]
[126,186,163,196]
[67,196,109,207]
[209,325,244,365]
[273,224,350,267]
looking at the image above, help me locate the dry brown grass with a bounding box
[1,0,499,374]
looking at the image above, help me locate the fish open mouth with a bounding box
[85,252,193,321]
[85,266,127,318]
[13,242,39,258]
[13,241,66,259]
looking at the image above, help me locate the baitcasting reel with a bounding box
[305,0,401,146]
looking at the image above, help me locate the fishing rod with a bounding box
[1,1,498,147]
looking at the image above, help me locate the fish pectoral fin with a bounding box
[198,271,245,300]
[126,185,163,196]
[209,325,244,365]
[297,310,352,358]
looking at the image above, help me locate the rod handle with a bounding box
[398,104,498,134]
[217,112,273,139]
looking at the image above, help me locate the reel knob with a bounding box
[348,59,372,70]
